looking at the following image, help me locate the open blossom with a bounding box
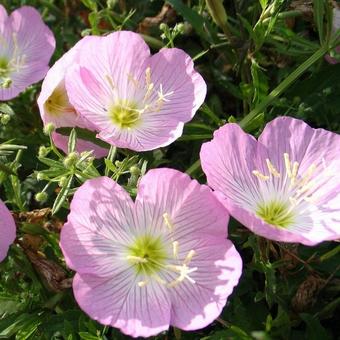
[38,37,107,158]
[0,199,16,262]
[65,31,206,151]
[200,117,340,246]
[60,169,242,337]
[0,5,55,100]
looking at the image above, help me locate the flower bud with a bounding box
[38,146,49,158]
[58,176,68,188]
[43,123,55,135]
[0,114,10,125]
[36,172,46,181]
[129,166,141,176]
[35,192,48,202]
[63,152,79,168]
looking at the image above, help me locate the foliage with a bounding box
[0,0,340,339]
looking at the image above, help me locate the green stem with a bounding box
[320,245,340,262]
[240,45,328,129]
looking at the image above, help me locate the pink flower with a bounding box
[0,199,16,262]
[38,37,107,158]
[0,5,55,100]
[65,31,206,151]
[200,117,340,246]
[60,169,242,337]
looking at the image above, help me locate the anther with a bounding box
[163,212,174,231]
[145,67,152,86]
[126,255,148,263]
[105,75,115,90]
[252,170,269,181]
[284,153,292,178]
[137,280,148,287]
[291,162,299,183]
[172,241,179,259]
[184,250,195,265]
[266,159,281,178]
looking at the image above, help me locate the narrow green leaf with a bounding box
[56,127,110,149]
[68,128,77,154]
[52,175,73,215]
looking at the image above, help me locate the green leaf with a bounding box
[56,127,110,150]
[68,128,77,154]
[313,0,325,44]
[52,175,73,215]
[166,0,216,43]
[300,314,332,340]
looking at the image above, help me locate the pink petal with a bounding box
[60,177,136,276]
[73,273,171,338]
[135,168,229,238]
[0,199,16,262]
[168,239,242,330]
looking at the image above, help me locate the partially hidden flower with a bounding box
[0,5,55,100]
[60,169,242,337]
[325,7,340,65]
[200,117,340,246]
[0,199,16,262]
[65,31,207,151]
[38,37,107,158]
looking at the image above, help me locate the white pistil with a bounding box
[167,264,198,287]
[126,255,148,263]
[266,159,281,178]
[252,170,269,181]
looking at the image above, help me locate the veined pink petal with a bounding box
[73,273,171,338]
[60,177,136,276]
[167,238,242,330]
[0,6,55,100]
[135,168,229,239]
[0,199,16,262]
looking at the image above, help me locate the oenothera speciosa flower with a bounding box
[200,117,340,246]
[0,199,16,262]
[65,31,207,151]
[38,37,107,158]
[0,5,55,100]
[60,169,242,337]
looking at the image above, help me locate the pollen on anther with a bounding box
[252,170,269,181]
[137,280,148,287]
[163,212,174,231]
[266,159,281,178]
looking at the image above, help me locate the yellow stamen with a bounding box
[163,212,174,231]
[172,241,179,259]
[126,255,148,263]
[266,159,281,178]
[291,161,299,184]
[252,170,269,181]
[105,75,115,90]
[184,250,195,265]
[284,153,292,178]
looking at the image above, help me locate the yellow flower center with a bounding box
[44,84,75,117]
[109,100,140,129]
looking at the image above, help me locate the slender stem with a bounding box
[320,245,340,262]
[240,45,328,129]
